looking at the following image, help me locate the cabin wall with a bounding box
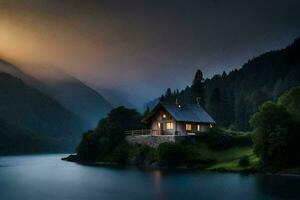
[176,122,211,135]
[176,122,186,136]
[150,108,176,135]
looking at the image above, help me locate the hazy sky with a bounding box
[0,0,300,107]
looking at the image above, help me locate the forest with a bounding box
[157,38,300,130]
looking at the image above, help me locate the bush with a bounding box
[195,128,252,150]
[110,143,130,164]
[132,145,159,165]
[239,156,250,167]
[158,143,185,166]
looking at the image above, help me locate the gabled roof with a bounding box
[145,102,215,124]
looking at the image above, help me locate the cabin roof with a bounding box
[145,102,215,124]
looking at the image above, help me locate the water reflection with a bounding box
[256,174,300,199]
[152,170,164,200]
[0,155,299,200]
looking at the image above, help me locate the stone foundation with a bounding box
[125,135,188,148]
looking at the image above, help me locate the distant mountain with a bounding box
[0,59,40,86]
[0,72,84,138]
[30,67,113,128]
[156,37,300,130]
[97,88,136,109]
[143,98,159,111]
[0,60,113,128]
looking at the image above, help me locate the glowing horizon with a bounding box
[1,0,300,106]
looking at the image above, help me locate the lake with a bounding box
[0,154,299,200]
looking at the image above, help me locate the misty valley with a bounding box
[1,1,300,199]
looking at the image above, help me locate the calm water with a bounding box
[0,155,299,200]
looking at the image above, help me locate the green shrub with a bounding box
[147,148,159,163]
[133,145,159,165]
[110,143,130,164]
[239,156,250,167]
[195,128,252,150]
[158,143,185,166]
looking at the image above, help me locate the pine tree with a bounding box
[191,69,205,104]
[207,87,222,126]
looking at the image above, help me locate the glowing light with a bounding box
[166,122,173,130]
[197,124,201,131]
[186,123,192,131]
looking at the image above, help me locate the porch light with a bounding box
[209,124,213,128]
[162,114,167,118]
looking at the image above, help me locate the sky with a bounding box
[0,0,300,107]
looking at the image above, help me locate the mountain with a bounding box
[29,67,113,128]
[0,72,85,138]
[0,59,40,86]
[0,118,69,154]
[155,37,300,130]
[97,88,136,109]
[0,60,113,128]
[143,98,159,111]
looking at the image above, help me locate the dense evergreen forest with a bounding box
[157,38,300,130]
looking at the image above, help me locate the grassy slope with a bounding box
[185,143,253,162]
[182,142,258,171]
[207,154,259,172]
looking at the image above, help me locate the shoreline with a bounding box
[61,154,300,177]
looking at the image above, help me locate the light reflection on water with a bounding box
[0,154,299,200]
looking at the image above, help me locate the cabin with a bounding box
[125,102,215,147]
[144,102,215,135]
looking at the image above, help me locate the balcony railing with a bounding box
[124,129,174,136]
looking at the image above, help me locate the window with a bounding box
[157,122,161,129]
[166,122,174,130]
[186,123,192,131]
[209,124,213,129]
[197,124,201,132]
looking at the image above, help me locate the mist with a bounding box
[0,0,300,107]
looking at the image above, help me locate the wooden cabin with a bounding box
[143,102,215,136]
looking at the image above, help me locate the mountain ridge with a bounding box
[0,60,113,128]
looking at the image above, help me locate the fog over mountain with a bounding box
[0,60,112,128]
[1,0,300,107]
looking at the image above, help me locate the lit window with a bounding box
[166,122,174,130]
[209,124,213,129]
[197,124,201,131]
[162,114,167,119]
[158,122,161,129]
[186,123,192,131]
